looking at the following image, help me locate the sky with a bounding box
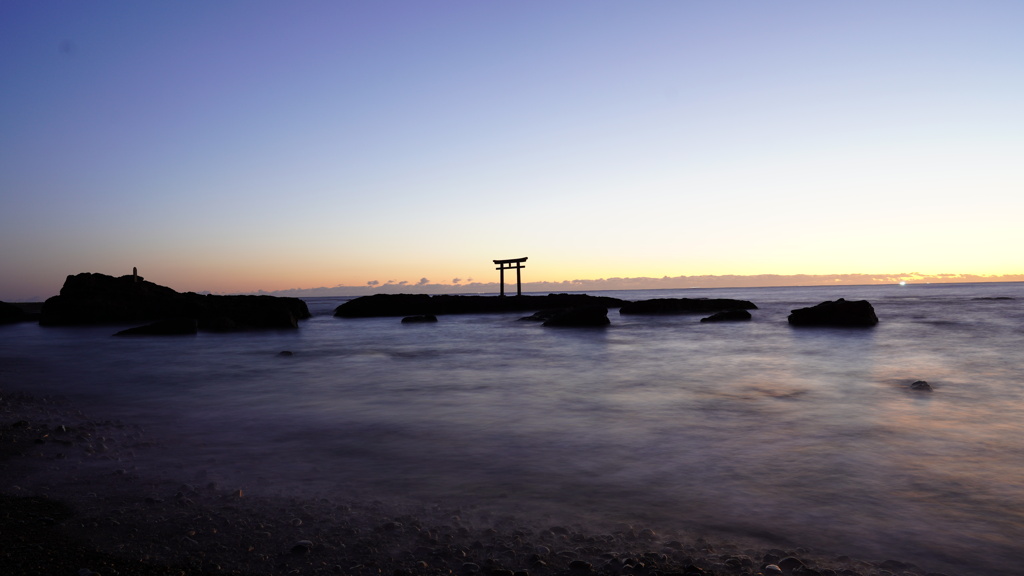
[2,1,1023,300]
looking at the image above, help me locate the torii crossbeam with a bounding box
[493,257,527,296]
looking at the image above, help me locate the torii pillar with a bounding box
[493,257,527,296]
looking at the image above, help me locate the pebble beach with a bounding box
[2,389,957,576]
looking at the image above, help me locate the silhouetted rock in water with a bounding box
[40,272,310,331]
[787,298,878,327]
[0,302,43,324]
[0,301,28,324]
[910,380,932,391]
[401,314,438,323]
[542,306,610,327]
[973,296,1014,300]
[334,293,627,318]
[700,309,752,322]
[618,298,757,315]
[114,318,198,336]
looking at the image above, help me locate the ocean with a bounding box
[2,282,1023,575]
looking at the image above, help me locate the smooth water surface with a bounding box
[3,283,1024,574]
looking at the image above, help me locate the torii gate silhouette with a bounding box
[493,257,527,296]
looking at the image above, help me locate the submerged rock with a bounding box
[910,380,932,391]
[700,309,752,322]
[787,298,878,327]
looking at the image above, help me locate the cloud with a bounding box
[452,278,461,284]
[398,280,409,286]
[367,280,379,286]
[417,278,430,286]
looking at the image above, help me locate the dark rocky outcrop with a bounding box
[910,380,932,391]
[401,314,438,323]
[114,318,198,336]
[0,302,42,324]
[542,306,610,327]
[787,298,878,327]
[334,293,627,318]
[0,301,28,324]
[700,309,752,323]
[618,298,757,315]
[40,272,310,331]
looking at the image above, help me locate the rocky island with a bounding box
[39,272,310,333]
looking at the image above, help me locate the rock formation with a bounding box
[541,306,610,327]
[0,301,28,324]
[0,302,42,324]
[334,293,627,318]
[787,298,878,327]
[618,298,757,315]
[40,272,310,332]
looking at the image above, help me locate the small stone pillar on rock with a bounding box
[133,267,138,283]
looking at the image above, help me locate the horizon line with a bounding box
[253,272,1024,298]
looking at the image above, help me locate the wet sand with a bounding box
[1,389,951,576]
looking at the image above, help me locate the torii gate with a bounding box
[493,257,527,296]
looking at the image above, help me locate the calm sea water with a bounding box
[2,283,1024,574]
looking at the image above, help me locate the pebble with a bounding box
[779,556,804,570]
[764,564,783,574]
[292,539,314,554]
[569,560,593,572]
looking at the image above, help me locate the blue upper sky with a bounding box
[2,1,1022,299]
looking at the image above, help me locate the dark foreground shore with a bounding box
[1,390,954,576]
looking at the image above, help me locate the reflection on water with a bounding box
[2,283,1024,575]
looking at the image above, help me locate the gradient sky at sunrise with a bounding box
[2,1,1023,300]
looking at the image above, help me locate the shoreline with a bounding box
[1,389,958,576]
